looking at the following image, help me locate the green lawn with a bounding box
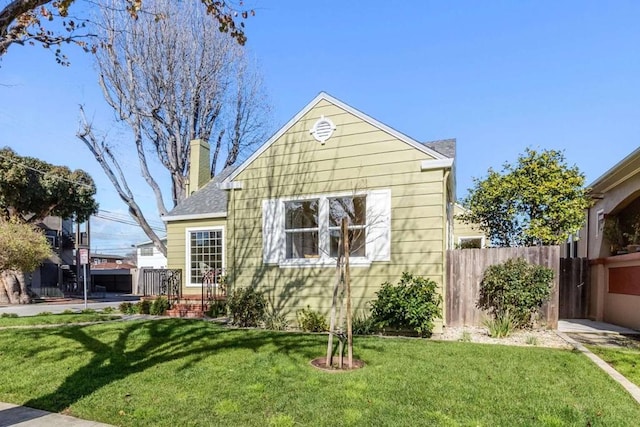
[587,341,640,388]
[0,319,639,426]
[0,312,120,327]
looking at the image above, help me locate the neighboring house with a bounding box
[136,238,167,269]
[30,216,77,296]
[452,204,487,248]
[91,255,136,294]
[162,92,457,331]
[91,253,126,266]
[579,147,640,330]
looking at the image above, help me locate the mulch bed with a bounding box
[310,357,365,372]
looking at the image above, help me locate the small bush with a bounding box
[101,306,116,314]
[352,311,377,335]
[484,312,517,338]
[62,309,75,315]
[227,287,266,327]
[206,300,227,318]
[526,335,539,346]
[263,310,289,331]
[369,272,442,337]
[119,302,138,315]
[478,258,553,328]
[36,311,53,316]
[137,300,151,315]
[1,313,18,318]
[460,330,472,342]
[81,308,96,314]
[296,306,327,332]
[150,297,169,315]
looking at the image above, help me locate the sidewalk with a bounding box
[0,402,113,427]
[0,293,140,317]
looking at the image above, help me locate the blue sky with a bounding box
[0,0,638,254]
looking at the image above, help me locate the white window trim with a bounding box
[457,236,485,248]
[268,190,387,268]
[185,225,225,287]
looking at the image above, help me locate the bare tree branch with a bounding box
[78,0,270,254]
[77,106,167,256]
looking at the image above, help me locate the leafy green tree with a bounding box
[0,218,52,304]
[0,147,97,223]
[0,147,98,303]
[459,148,590,246]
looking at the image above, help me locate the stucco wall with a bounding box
[587,172,640,258]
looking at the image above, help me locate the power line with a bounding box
[92,213,165,232]
[98,209,164,228]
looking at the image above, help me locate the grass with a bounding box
[0,312,121,327]
[587,342,640,388]
[0,319,639,426]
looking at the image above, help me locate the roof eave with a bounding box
[161,212,227,222]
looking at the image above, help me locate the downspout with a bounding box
[442,169,450,329]
[232,187,237,291]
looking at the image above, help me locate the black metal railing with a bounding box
[201,268,226,311]
[141,268,182,307]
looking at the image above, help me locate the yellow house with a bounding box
[162,93,457,330]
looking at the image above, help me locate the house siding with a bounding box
[166,217,228,292]
[228,100,448,322]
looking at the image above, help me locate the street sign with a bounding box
[79,248,89,265]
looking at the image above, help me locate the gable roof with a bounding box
[161,166,237,222]
[223,92,448,183]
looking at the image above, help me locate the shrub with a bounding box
[150,297,169,315]
[484,312,517,338]
[206,300,227,318]
[296,306,328,332]
[101,306,116,314]
[369,272,442,337]
[352,311,377,335]
[478,258,553,328]
[62,309,75,315]
[263,309,289,331]
[36,311,53,316]
[119,302,138,315]
[460,330,472,342]
[227,287,266,327]
[80,308,96,314]
[1,313,18,318]
[137,300,151,315]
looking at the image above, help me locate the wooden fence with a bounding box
[446,246,560,329]
[558,257,590,319]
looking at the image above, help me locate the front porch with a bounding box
[141,268,226,318]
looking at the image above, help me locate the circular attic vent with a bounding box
[310,116,336,144]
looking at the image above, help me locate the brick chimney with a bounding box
[187,139,210,195]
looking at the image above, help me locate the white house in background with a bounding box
[136,238,167,269]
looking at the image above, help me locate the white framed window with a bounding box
[139,247,154,257]
[185,226,224,287]
[263,189,391,267]
[285,199,320,259]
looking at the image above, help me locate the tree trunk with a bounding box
[0,270,31,304]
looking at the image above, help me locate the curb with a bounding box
[555,331,640,404]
